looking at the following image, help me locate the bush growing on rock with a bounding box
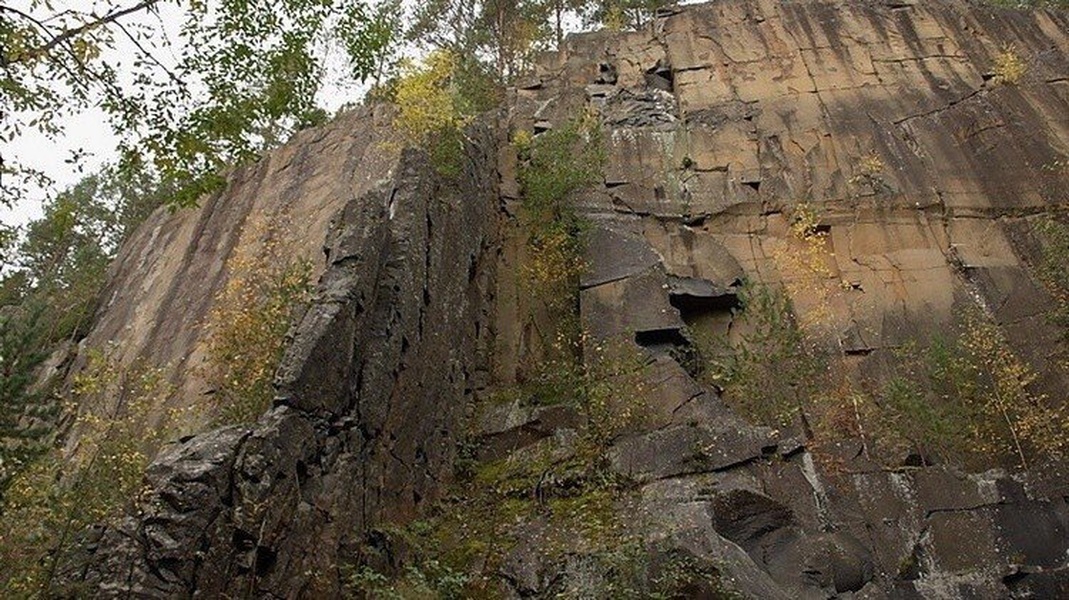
[698,282,826,429]
[693,280,1069,470]
[0,349,183,596]
[388,50,482,178]
[771,203,836,331]
[515,115,605,356]
[992,44,1027,85]
[202,215,313,425]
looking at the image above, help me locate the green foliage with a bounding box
[404,0,671,91]
[0,167,166,492]
[346,558,471,599]
[583,0,665,31]
[387,50,476,178]
[1,0,396,209]
[697,282,826,428]
[1032,216,1069,348]
[874,338,980,465]
[872,311,1069,469]
[199,212,312,423]
[515,116,605,354]
[557,542,740,599]
[525,337,653,443]
[0,349,181,597]
[0,303,52,489]
[691,279,1068,469]
[516,118,605,218]
[345,477,740,598]
[344,446,632,597]
[343,337,658,596]
[407,0,552,83]
[203,216,313,425]
[393,51,470,142]
[13,175,125,339]
[340,0,403,86]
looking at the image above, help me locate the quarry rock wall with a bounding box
[53,1,1069,598]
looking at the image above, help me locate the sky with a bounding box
[1,110,116,227]
[1,0,181,229]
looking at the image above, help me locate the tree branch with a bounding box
[112,18,184,88]
[1,1,164,64]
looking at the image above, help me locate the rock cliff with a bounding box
[48,0,1069,598]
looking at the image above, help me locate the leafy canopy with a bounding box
[1,0,397,209]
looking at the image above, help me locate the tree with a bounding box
[546,0,589,47]
[1,0,397,209]
[408,0,551,84]
[0,302,50,490]
[581,0,663,31]
[0,165,170,492]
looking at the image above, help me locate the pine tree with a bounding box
[0,304,51,492]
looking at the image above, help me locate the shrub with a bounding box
[515,116,605,354]
[992,44,1026,85]
[527,334,653,443]
[690,279,1069,469]
[346,559,470,599]
[394,51,468,140]
[0,304,51,491]
[516,116,605,219]
[700,282,827,428]
[1032,216,1069,350]
[202,215,313,425]
[870,311,1069,468]
[0,348,180,596]
[391,50,474,178]
[956,311,1068,467]
[848,151,890,194]
[873,339,978,464]
[771,203,835,330]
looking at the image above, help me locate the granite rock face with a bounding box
[56,131,501,597]
[515,0,1069,369]
[498,0,1069,597]
[52,1,1069,598]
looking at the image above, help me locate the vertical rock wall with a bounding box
[56,127,502,597]
[66,107,405,434]
[489,1,1069,598]
[51,1,1069,598]
[509,0,1069,387]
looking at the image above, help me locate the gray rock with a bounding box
[57,127,502,598]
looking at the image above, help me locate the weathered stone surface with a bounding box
[609,421,777,481]
[579,223,662,289]
[581,263,684,339]
[68,107,404,435]
[55,0,1069,598]
[475,400,584,460]
[58,129,501,597]
[504,1,1069,596]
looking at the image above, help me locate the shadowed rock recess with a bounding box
[53,0,1069,598]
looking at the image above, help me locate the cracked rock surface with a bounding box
[52,1,1069,598]
[499,0,1069,597]
[56,128,501,597]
